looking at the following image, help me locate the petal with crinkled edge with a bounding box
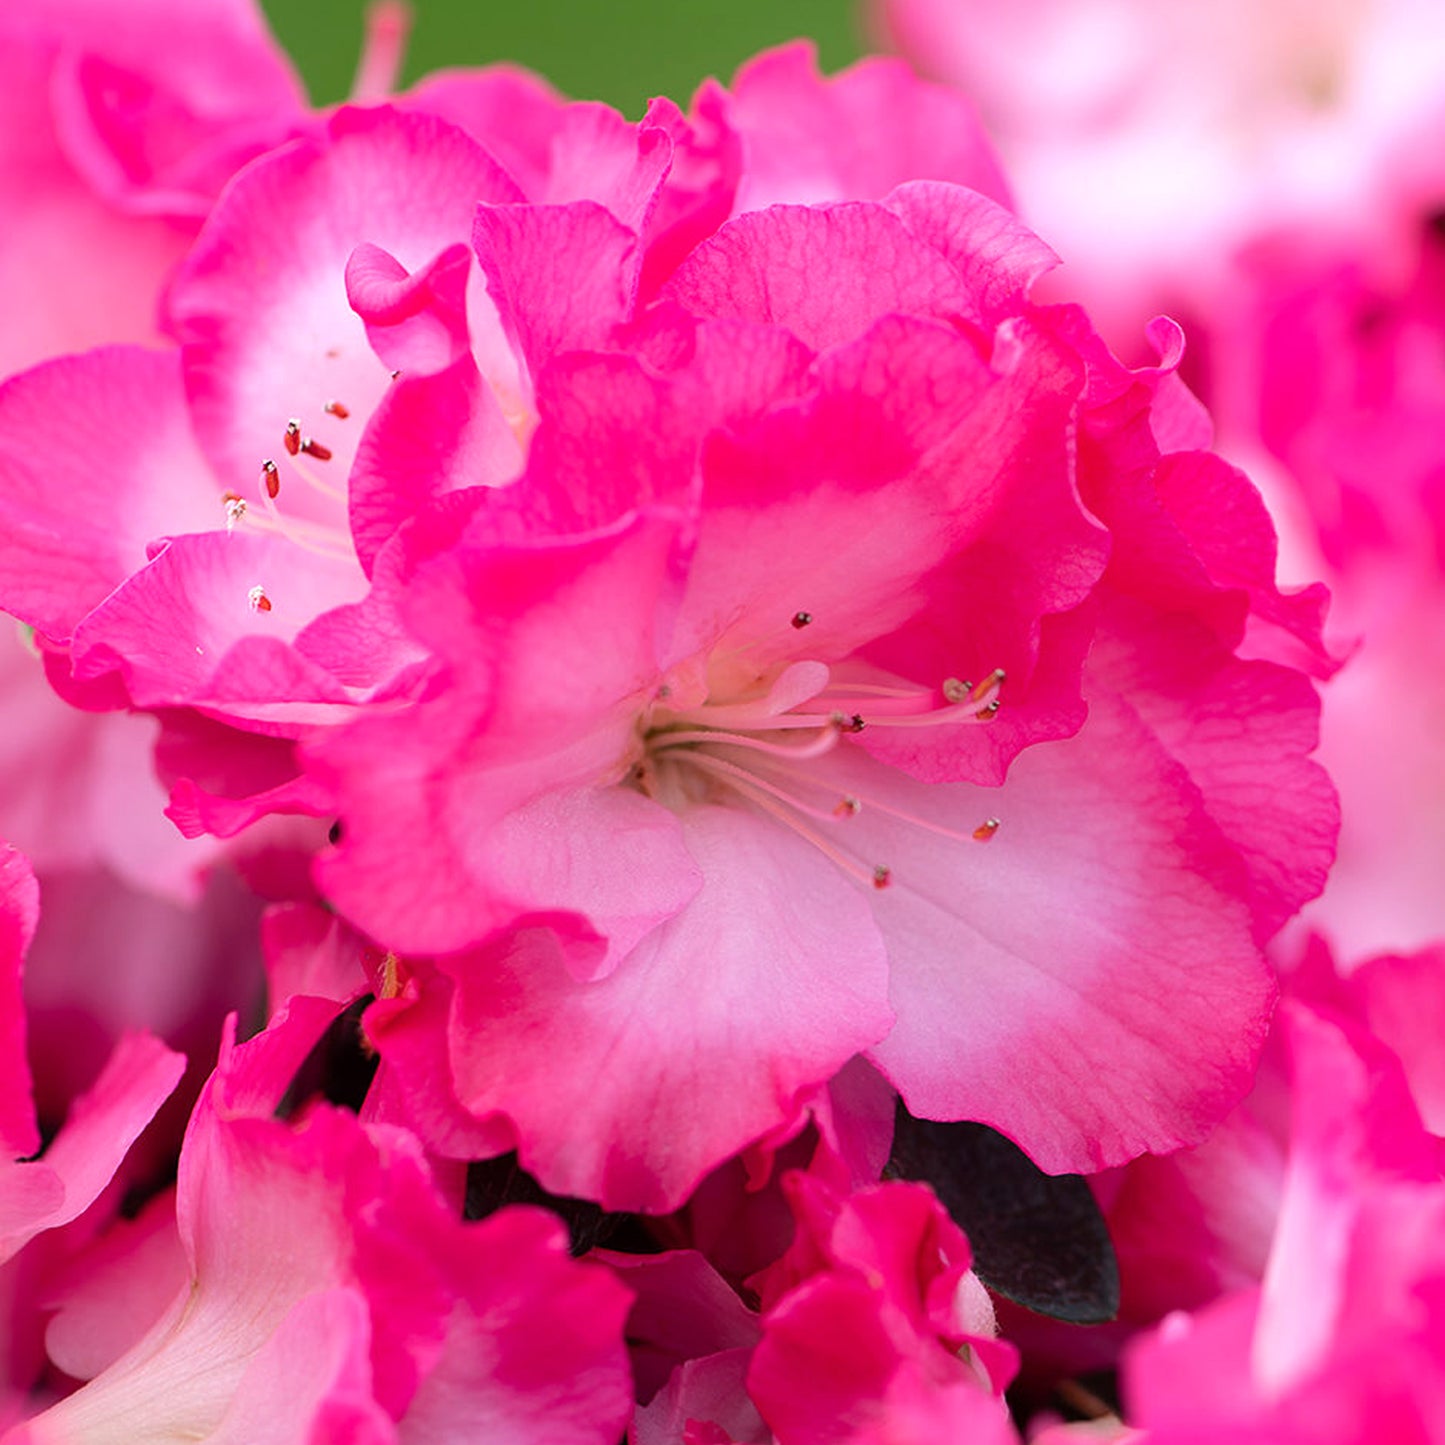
[437,804,893,1212]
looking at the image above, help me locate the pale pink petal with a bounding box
[439,805,893,1211]
[0,1033,185,1264]
[850,690,1272,1173]
[42,1190,186,1381]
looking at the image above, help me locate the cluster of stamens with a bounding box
[224,400,354,614]
[634,613,1007,892]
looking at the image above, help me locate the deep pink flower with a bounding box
[308,183,1331,1211]
[0,42,1332,1215]
[632,1150,1016,1445]
[5,1003,634,1444]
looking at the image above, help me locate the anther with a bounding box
[284,420,302,456]
[834,796,861,818]
[323,399,350,419]
[972,818,1001,841]
[828,711,866,732]
[300,437,333,461]
[791,611,813,629]
[222,491,247,532]
[971,668,1006,702]
[872,865,892,890]
[980,699,1001,720]
[261,459,280,498]
[943,677,971,703]
[247,584,272,614]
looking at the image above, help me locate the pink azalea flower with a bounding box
[312,180,1331,1210]
[5,1002,634,1443]
[0,37,1332,1215]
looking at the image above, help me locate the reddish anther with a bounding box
[323,399,350,419]
[261,460,280,498]
[300,437,333,461]
[284,419,301,456]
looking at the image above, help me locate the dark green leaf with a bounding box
[886,1104,1119,1324]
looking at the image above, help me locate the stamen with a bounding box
[651,721,843,762]
[247,584,272,613]
[222,491,248,532]
[791,611,813,629]
[300,437,333,461]
[671,750,859,826]
[972,818,1001,841]
[323,399,350,419]
[261,459,281,499]
[667,754,884,891]
[873,865,892,890]
[835,795,861,817]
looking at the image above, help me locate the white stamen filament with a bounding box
[669,749,885,890]
[650,723,843,762]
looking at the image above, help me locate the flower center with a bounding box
[629,619,1006,891]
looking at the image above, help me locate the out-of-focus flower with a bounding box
[873,0,1445,353]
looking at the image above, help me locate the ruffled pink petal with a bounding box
[663,203,975,351]
[883,181,1059,325]
[1342,946,1445,1134]
[69,531,368,714]
[1088,601,1336,942]
[439,804,893,1211]
[633,1348,768,1445]
[347,360,523,574]
[0,348,219,642]
[400,67,568,198]
[207,1288,396,1445]
[538,101,672,232]
[723,42,1011,214]
[851,689,1272,1173]
[473,200,641,377]
[0,1033,185,1265]
[346,241,475,378]
[165,105,522,496]
[377,1206,634,1444]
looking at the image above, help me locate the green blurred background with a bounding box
[260,0,867,114]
